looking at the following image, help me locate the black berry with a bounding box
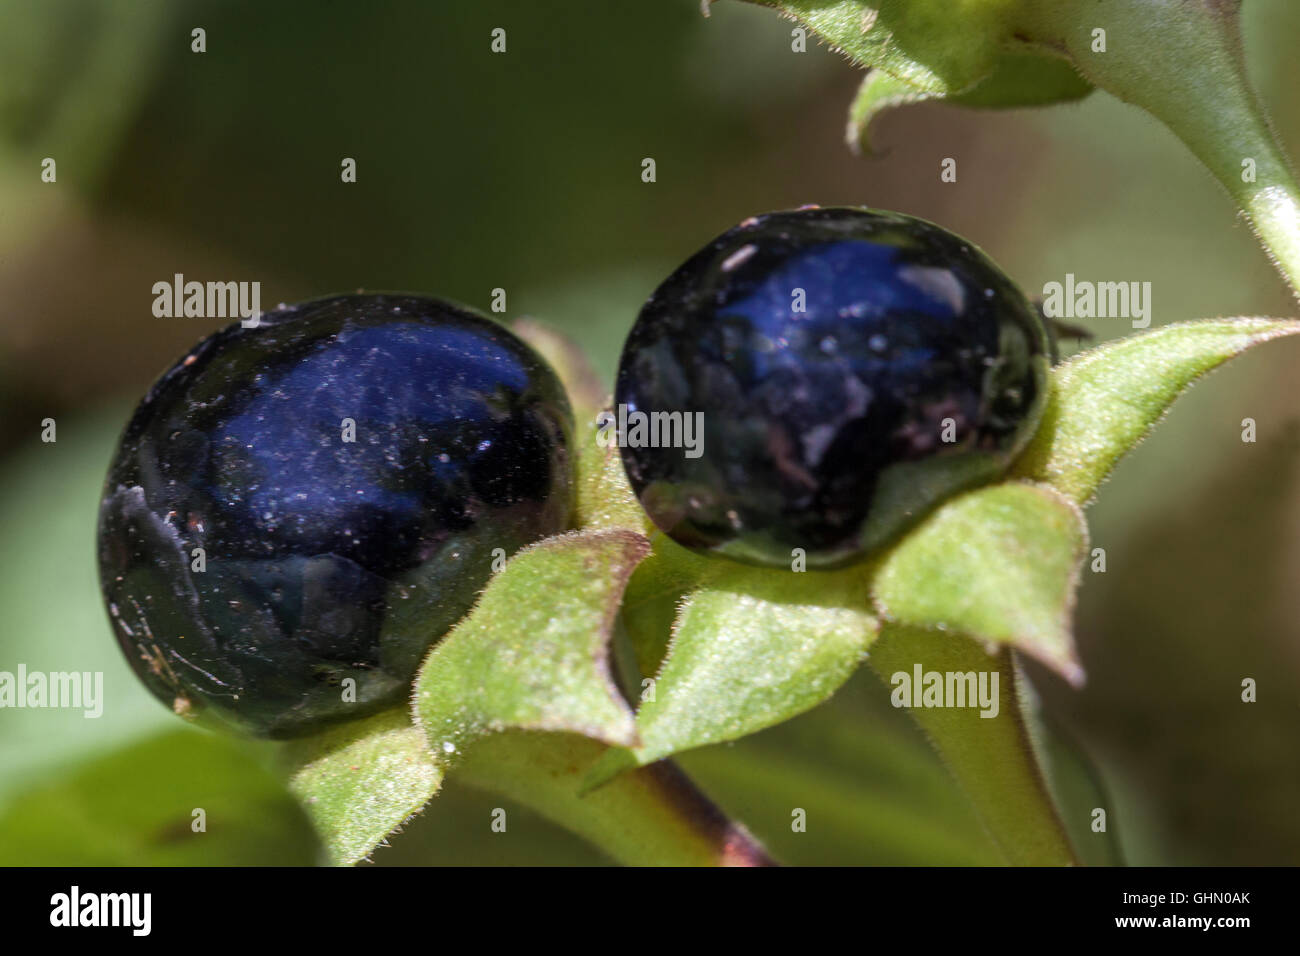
[98,294,574,737]
[614,207,1049,568]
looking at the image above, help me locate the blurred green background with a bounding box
[2,0,1298,865]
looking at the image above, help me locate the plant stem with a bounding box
[868,625,1078,865]
[456,730,776,866]
[1021,0,1300,298]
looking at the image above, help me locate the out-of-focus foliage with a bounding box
[0,729,321,866]
[3,0,1300,865]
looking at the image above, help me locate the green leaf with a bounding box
[0,729,321,866]
[620,534,720,677]
[590,562,878,785]
[870,481,1087,683]
[751,1,1300,296]
[751,0,1021,95]
[1011,318,1300,504]
[414,529,647,757]
[943,51,1091,108]
[282,709,442,866]
[866,625,1076,865]
[846,69,938,156]
[848,54,1092,155]
[1013,0,1300,298]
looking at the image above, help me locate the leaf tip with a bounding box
[1023,642,1087,689]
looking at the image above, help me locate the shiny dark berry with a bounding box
[98,294,574,738]
[615,207,1049,569]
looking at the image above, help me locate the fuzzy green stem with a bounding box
[456,731,776,866]
[1022,0,1300,298]
[869,626,1078,865]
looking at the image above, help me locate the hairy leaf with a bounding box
[1014,0,1300,298]
[871,482,1088,684]
[589,563,878,785]
[620,534,721,677]
[414,529,647,757]
[846,69,938,156]
[283,709,442,866]
[1012,318,1300,503]
[848,54,1091,155]
[751,0,1021,94]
